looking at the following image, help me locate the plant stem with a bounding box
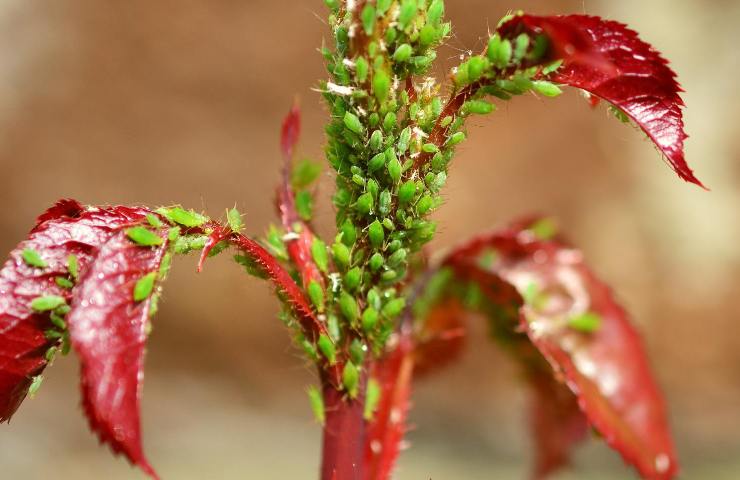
[320,380,367,480]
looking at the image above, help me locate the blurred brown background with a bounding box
[0,0,738,478]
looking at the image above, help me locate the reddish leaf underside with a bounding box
[498,14,703,188]
[68,228,169,479]
[443,220,679,479]
[0,201,166,477]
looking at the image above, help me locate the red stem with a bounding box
[320,379,367,480]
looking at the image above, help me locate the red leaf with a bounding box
[0,202,165,477]
[69,227,168,479]
[498,14,703,188]
[445,219,679,479]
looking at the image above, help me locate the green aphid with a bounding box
[419,24,438,48]
[342,362,360,399]
[387,248,407,268]
[376,0,392,16]
[355,192,374,216]
[369,130,383,151]
[158,206,207,228]
[146,213,164,228]
[311,238,329,273]
[55,277,74,290]
[317,334,336,364]
[431,172,447,192]
[382,297,406,319]
[28,375,43,398]
[356,56,369,83]
[387,158,402,184]
[463,100,496,115]
[386,239,401,253]
[266,225,289,260]
[609,105,631,124]
[378,190,392,216]
[327,314,341,342]
[55,304,71,315]
[343,111,364,136]
[44,346,58,363]
[393,43,413,63]
[158,252,172,281]
[367,288,381,310]
[344,267,362,292]
[45,329,63,340]
[361,4,376,34]
[529,217,558,240]
[339,291,360,323]
[369,252,384,272]
[373,70,391,103]
[234,254,268,279]
[381,269,398,282]
[416,194,434,215]
[542,59,563,75]
[296,190,314,221]
[332,242,351,270]
[529,34,549,60]
[422,143,439,153]
[207,240,229,259]
[361,307,379,332]
[513,33,530,61]
[324,0,339,11]
[307,280,325,312]
[368,152,386,173]
[398,0,418,30]
[353,247,367,265]
[397,127,411,154]
[383,112,396,132]
[31,295,66,312]
[487,34,512,68]
[364,378,381,420]
[292,159,322,189]
[427,0,444,25]
[447,131,466,146]
[366,178,379,199]
[299,333,318,361]
[532,80,563,97]
[22,248,47,269]
[467,56,488,82]
[341,220,357,246]
[368,220,385,249]
[168,226,181,242]
[133,272,157,302]
[349,338,366,365]
[382,218,394,231]
[306,385,325,425]
[67,254,79,279]
[49,312,66,330]
[568,312,603,333]
[126,227,163,247]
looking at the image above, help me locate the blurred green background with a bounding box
[1,0,738,478]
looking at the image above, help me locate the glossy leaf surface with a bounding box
[442,219,678,479]
[0,201,167,477]
[498,14,703,187]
